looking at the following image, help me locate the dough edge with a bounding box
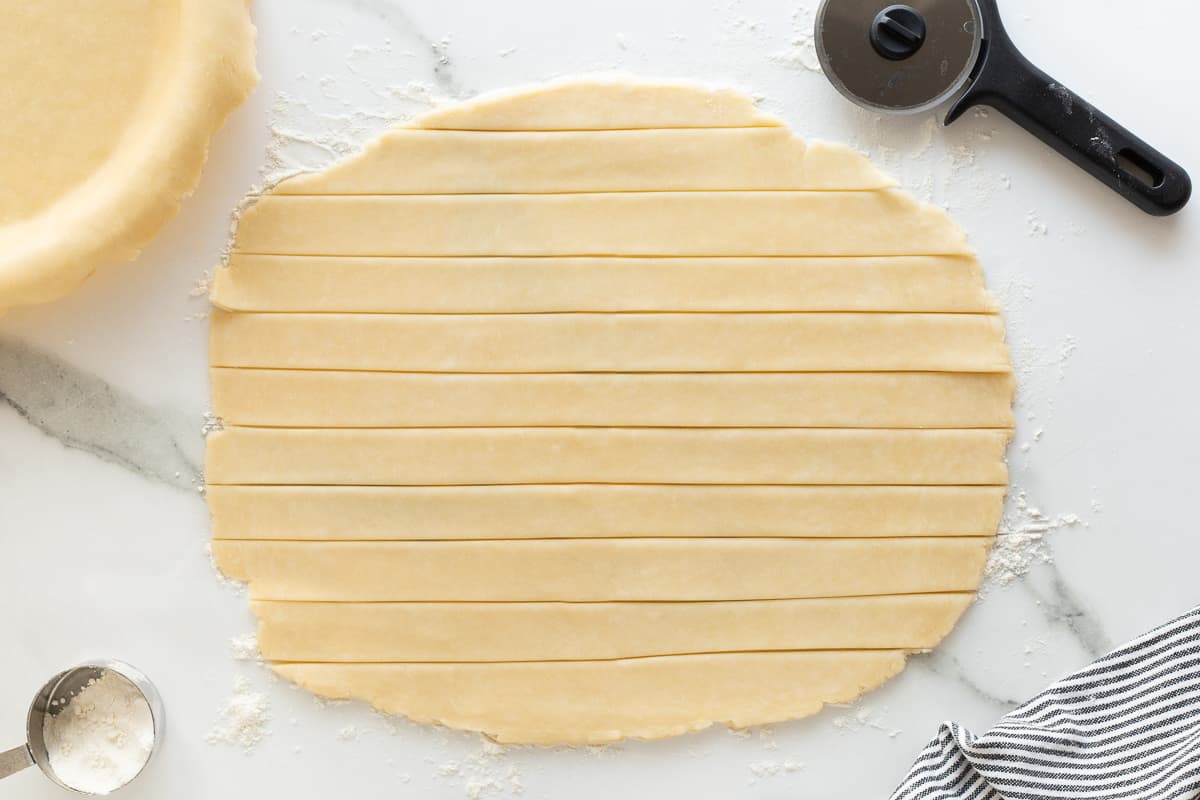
[271,651,913,745]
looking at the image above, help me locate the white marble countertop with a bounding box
[2,0,1198,797]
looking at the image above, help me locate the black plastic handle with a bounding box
[946,0,1191,216]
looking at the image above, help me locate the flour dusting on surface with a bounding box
[748,758,805,784]
[984,489,1085,590]
[201,411,224,436]
[189,270,213,298]
[216,48,458,270]
[1026,209,1049,236]
[230,633,260,662]
[432,739,525,800]
[262,74,450,190]
[985,275,1087,591]
[207,677,269,752]
[768,6,822,73]
[206,543,246,596]
[831,705,902,738]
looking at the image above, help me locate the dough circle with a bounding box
[208,78,1014,744]
[0,0,258,311]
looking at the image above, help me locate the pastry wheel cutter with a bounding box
[814,0,1191,215]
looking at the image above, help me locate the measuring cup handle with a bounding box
[0,744,33,779]
[946,0,1191,216]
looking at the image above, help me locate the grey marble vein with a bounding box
[911,649,1023,710]
[1023,568,1113,659]
[0,336,202,492]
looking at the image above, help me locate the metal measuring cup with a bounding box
[0,660,164,795]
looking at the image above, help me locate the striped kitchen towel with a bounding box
[891,605,1200,800]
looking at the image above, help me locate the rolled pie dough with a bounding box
[0,0,257,311]
[207,79,1014,744]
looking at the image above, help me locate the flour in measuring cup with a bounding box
[42,671,155,795]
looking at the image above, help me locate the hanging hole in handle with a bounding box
[1117,147,1165,189]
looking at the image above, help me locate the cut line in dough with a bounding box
[205,427,1011,487]
[232,191,973,257]
[209,311,1009,372]
[207,485,1007,540]
[253,594,974,662]
[275,652,909,744]
[274,128,894,194]
[212,255,997,313]
[212,537,991,601]
[210,369,1016,428]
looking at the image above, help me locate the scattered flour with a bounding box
[1026,209,1049,236]
[201,411,224,436]
[189,270,212,298]
[840,100,1003,209]
[831,705,902,738]
[260,82,445,190]
[206,677,269,752]
[1022,635,1048,668]
[982,275,1089,591]
[256,28,465,196]
[768,6,822,73]
[42,671,155,795]
[756,725,778,750]
[748,758,804,784]
[230,633,260,662]
[431,35,452,68]
[212,63,456,271]
[206,543,246,596]
[1046,83,1074,115]
[187,271,214,322]
[999,274,1079,420]
[983,490,1085,590]
[724,16,763,35]
[432,740,524,800]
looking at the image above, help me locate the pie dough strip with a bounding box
[212,255,997,313]
[275,129,893,194]
[412,79,784,131]
[211,369,1015,428]
[205,427,1010,486]
[276,652,908,744]
[232,191,974,257]
[253,594,973,662]
[212,538,991,601]
[209,312,1010,372]
[207,485,1007,540]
